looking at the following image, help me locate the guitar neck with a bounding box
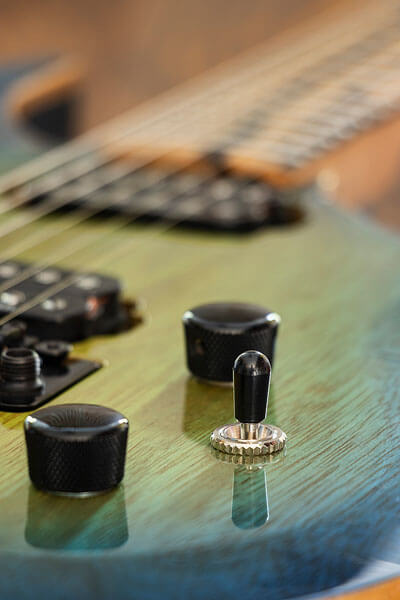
[1,0,400,197]
[106,0,400,185]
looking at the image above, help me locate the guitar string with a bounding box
[0,2,395,252]
[0,6,381,260]
[0,27,394,317]
[4,21,388,298]
[0,5,359,192]
[0,66,287,291]
[0,15,357,193]
[0,71,288,297]
[0,164,204,266]
[0,66,262,251]
[0,0,395,320]
[0,163,227,295]
[0,172,261,327]
[0,13,347,290]
[0,9,394,268]
[22,17,400,183]
[0,161,137,242]
[0,0,392,195]
[31,2,400,179]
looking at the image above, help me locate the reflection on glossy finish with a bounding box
[213,450,283,530]
[232,465,269,529]
[0,186,397,599]
[25,485,128,551]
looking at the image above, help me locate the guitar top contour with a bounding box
[0,1,398,599]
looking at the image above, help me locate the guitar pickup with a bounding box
[0,261,138,342]
[22,166,303,233]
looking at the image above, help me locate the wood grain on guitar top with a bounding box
[3,0,400,229]
[0,192,397,599]
[0,2,399,599]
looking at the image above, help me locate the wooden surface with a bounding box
[2,0,400,229]
[0,0,333,129]
[337,579,400,600]
[0,3,399,599]
[0,186,398,599]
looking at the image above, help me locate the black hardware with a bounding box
[233,350,271,423]
[0,260,137,342]
[24,404,129,494]
[0,347,101,412]
[183,302,280,383]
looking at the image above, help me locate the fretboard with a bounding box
[1,0,400,196]
[114,0,400,171]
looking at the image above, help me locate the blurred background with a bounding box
[0,0,332,130]
[0,0,399,228]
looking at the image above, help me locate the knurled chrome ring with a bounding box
[210,446,285,466]
[210,422,286,456]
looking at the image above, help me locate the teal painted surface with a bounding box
[0,62,398,599]
[0,194,397,600]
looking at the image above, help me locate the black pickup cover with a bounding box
[26,166,302,232]
[0,261,133,341]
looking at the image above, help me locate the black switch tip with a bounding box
[233,351,271,423]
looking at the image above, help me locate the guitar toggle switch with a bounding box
[211,350,286,456]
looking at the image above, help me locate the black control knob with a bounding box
[183,302,280,383]
[234,350,270,423]
[24,404,129,495]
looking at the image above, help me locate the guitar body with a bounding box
[0,12,399,599]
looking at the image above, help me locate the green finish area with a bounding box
[0,186,398,599]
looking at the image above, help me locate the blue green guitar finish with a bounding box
[0,64,399,600]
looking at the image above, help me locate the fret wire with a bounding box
[2,3,394,195]
[0,2,398,319]
[132,3,400,137]
[0,167,242,327]
[215,42,400,156]
[130,20,400,161]
[0,111,252,299]
[0,14,341,194]
[0,0,396,243]
[0,55,286,251]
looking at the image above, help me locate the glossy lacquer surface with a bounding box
[0,180,397,599]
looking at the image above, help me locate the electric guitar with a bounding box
[0,1,399,599]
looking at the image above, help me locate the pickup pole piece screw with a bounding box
[35,340,71,365]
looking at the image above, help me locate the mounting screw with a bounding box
[35,340,71,366]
